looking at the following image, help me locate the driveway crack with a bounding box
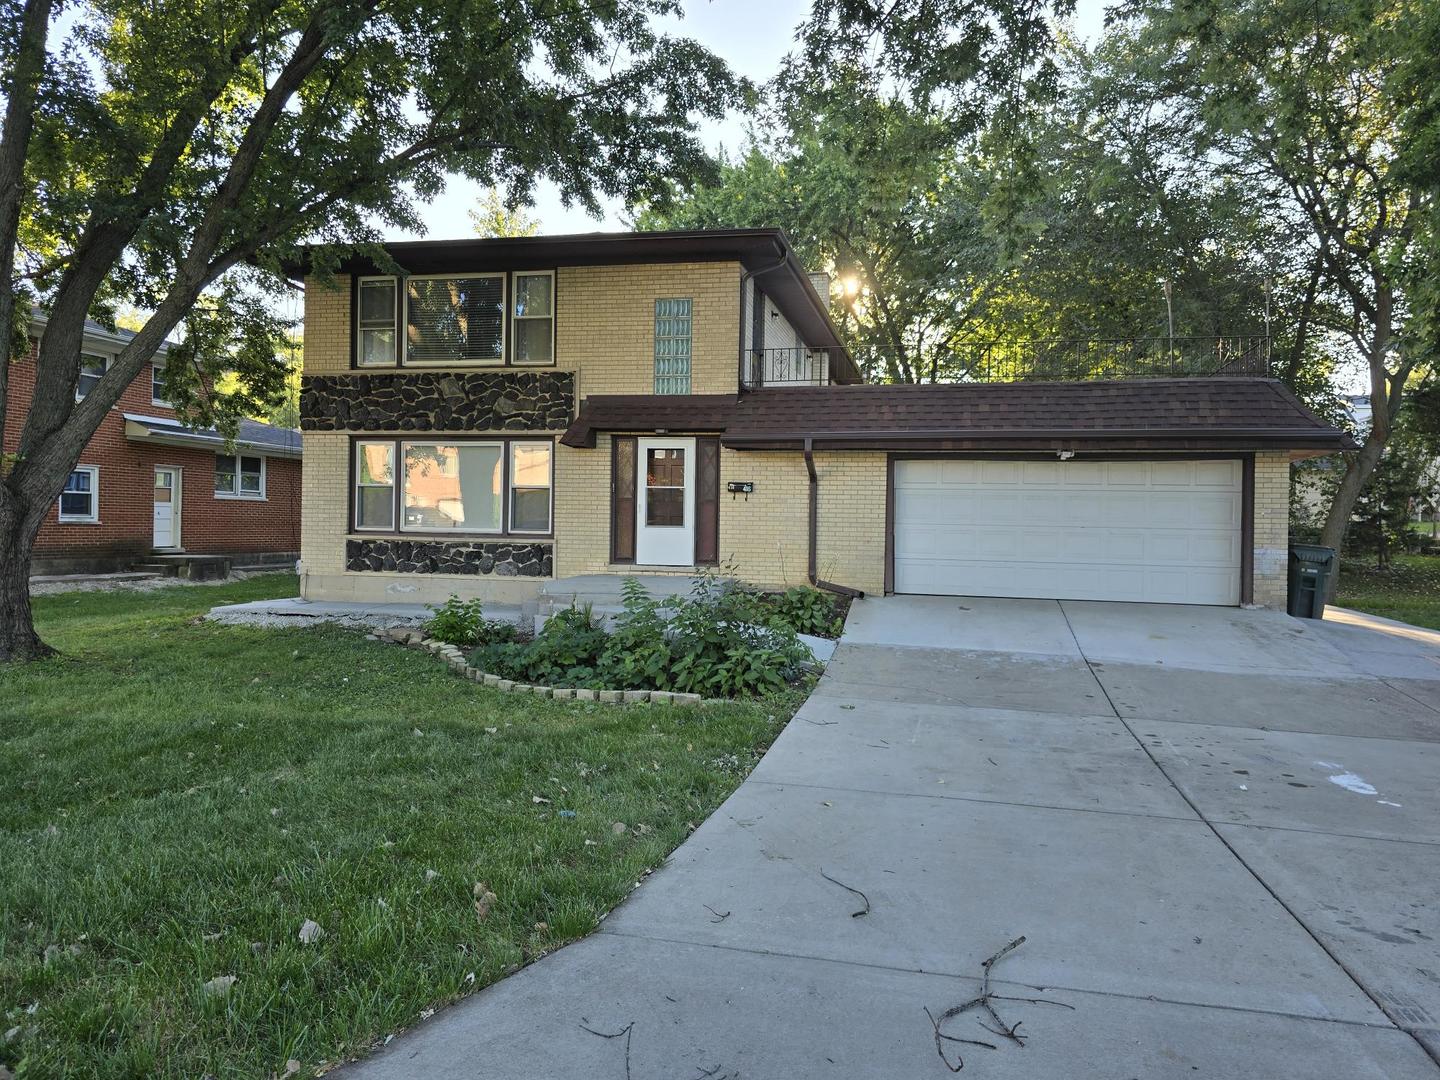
[1056,601,1440,1071]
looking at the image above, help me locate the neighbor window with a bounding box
[654,298,692,394]
[76,354,107,399]
[59,466,99,522]
[356,276,398,366]
[508,443,552,532]
[215,453,265,498]
[151,363,169,405]
[405,274,505,364]
[354,441,396,529]
[352,438,552,535]
[512,272,554,364]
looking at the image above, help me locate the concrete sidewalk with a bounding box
[337,596,1440,1078]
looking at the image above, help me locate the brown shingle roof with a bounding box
[725,379,1354,451]
[560,379,1354,452]
[561,394,738,448]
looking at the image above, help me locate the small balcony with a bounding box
[741,336,1271,388]
[742,347,834,388]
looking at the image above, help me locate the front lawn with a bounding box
[0,575,801,1078]
[1336,553,1440,630]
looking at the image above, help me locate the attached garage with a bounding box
[892,457,1244,605]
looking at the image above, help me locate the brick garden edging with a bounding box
[376,627,712,705]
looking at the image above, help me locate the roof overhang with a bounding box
[721,429,1358,452]
[561,394,738,449]
[123,414,303,458]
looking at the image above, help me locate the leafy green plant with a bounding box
[425,596,487,647]
[764,586,844,637]
[524,604,609,685]
[596,579,673,689]
[425,595,519,649]
[464,575,814,698]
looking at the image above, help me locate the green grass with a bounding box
[0,575,802,1079]
[1336,553,1440,630]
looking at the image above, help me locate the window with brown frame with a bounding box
[352,437,552,535]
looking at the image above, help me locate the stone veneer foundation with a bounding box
[345,539,552,577]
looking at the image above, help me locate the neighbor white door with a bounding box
[153,466,180,549]
[892,458,1243,605]
[635,437,696,566]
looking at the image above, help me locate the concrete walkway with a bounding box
[338,596,1440,1078]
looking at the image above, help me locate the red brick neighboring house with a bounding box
[5,314,302,575]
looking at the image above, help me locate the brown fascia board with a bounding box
[283,228,856,378]
[722,428,1358,452]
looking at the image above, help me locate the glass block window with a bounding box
[654,298,692,395]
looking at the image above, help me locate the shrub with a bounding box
[462,575,814,699]
[524,604,609,685]
[764,586,843,637]
[425,595,519,648]
[596,579,673,689]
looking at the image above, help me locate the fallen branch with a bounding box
[579,1019,635,1080]
[819,869,870,917]
[703,904,731,923]
[925,936,1070,1071]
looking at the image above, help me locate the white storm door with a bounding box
[635,437,696,566]
[153,467,180,549]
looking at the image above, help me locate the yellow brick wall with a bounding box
[1252,451,1291,609]
[552,441,887,594]
[716,450,887,594]
[300,263,742,391]
[302,275,352,375]
[553,435,614,577]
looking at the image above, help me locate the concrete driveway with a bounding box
[341,597,1440,1079]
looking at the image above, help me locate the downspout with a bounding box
[803,438,865,599]
[738,254,788,393]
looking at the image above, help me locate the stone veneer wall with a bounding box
[345,539,552,577]
[300,371,573,432]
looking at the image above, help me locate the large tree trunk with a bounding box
[1318,425,1389,600]
[0,495,51,661]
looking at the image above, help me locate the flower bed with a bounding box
[377,628,711,704]
[416,576,825,700]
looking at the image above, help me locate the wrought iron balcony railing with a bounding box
[741,336,1271,388]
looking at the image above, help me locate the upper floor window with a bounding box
[357,277,399,367]
[512,272,554,365]
[151,363,170,405]
[215,453,265,499]
[59,466,99,522]
[76,353,107,400]
[654,298,692,395]
[406,274,504,365]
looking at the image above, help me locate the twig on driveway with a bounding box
[801,717,838,727]
[579,1019,635,1080]
[703,904,731,923]
[819,869,870,917]
[925,936,1071,1071]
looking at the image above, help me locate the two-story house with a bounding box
[290,228,1352,610]
[7,313,303,576]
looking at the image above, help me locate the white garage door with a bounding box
[893,458,1243,605]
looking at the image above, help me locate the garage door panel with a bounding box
[893,458,1243,606]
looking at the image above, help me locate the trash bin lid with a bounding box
[1290,544,1337,565]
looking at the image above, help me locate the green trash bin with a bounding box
[1288,544,1336,619]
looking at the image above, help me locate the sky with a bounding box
[396,0,1111,241]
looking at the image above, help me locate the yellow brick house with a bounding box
[290,229,1351,610]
